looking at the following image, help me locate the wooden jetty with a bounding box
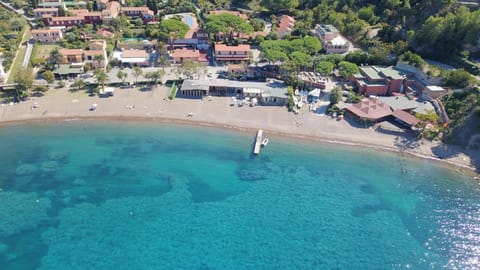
[253,129,263,155]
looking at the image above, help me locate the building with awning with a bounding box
[392,110,420,129]
[179,79,288,105]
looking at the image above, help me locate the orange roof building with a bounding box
[214,44,250,63]
[346,98,393,122]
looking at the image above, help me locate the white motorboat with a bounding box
[261,137,269,147]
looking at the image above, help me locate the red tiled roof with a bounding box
[172,48,199,58]
[278,15,295,34]
[392,110,420,126]
[34,7,57,12]
[84,50,104,56]
[214,44,250,52]
[59,49,84,55]
[122,6,150,12]
[32,28,62,34]
[122,50,148,58]
[346,98,392,121]
[51,16,84,22]
[70,9,89,15]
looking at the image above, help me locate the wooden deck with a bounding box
[253,129,263,155]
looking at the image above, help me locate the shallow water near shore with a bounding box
[0,121,479,269]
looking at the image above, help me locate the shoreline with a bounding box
[1,114,477,174]
[0,87,478,174]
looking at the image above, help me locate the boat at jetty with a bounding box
[261,137,269,147]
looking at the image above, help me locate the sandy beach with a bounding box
[1,85,478,173]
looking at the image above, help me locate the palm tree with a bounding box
[132,66,142,85]
[144,70,165,86]
[117,70,127,84]
[49,48,61,69]
[93,68,108,92]
[94,54,104,68]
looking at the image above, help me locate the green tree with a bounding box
[71,79,86,90]
[144,70,165,86]
[94,68,108,91]
[443,69,475,88]
[206,13,254,42]
[316,61,335,75]
[42,71,55,84]
[13,68,34,101]
[262,49,288,64]
[303,36,322,54]
[338,61,359,79]
[260,0,299,13]
[329,86,343,105]
[33,85,48,96]
[290,51,312,71]
[132,66,143,85]
[176,60,206,79]
[158,18,190,44]
[117,70,127,84]
[49,48,61,69]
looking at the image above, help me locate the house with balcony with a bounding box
[214,44,250,63]
[42,14,85,27]
[171,48,205,64]
[278,15,295,38]
[121,6,154,23]
[84,40,108,68]
[31,28,63,43]
[101,1,121,22]
[312,24,350,54]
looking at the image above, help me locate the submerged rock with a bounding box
[15,164,37,176]
[40,161,59,173]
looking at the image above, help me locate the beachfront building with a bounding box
[345,98,393,123]
[278,15,295,38]
[312,24,350,54]
[171,48,206,64]
[84,40,108,68]
[179,79,288,105]
[31,28,63,43]
[352,66,407,96]
[112,50,150,67]
[214,44,250,63]
[352,65,447,99]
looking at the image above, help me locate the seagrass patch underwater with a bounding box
[0,121,479,269]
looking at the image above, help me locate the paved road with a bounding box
[22,41,33,68]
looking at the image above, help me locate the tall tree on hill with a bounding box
[146,0,158,15]
[13,68,34,101]
[29,0,39,8]
[206,14,253,43]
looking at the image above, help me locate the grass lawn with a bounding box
[33,44,59,60]
[7,46,26,83]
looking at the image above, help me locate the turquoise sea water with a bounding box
[0,121,479,269]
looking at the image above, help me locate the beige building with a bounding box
[214,44,250,63]
[31,28,63,43]
[313,24,350,54]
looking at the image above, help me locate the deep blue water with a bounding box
[0,121,479,269]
